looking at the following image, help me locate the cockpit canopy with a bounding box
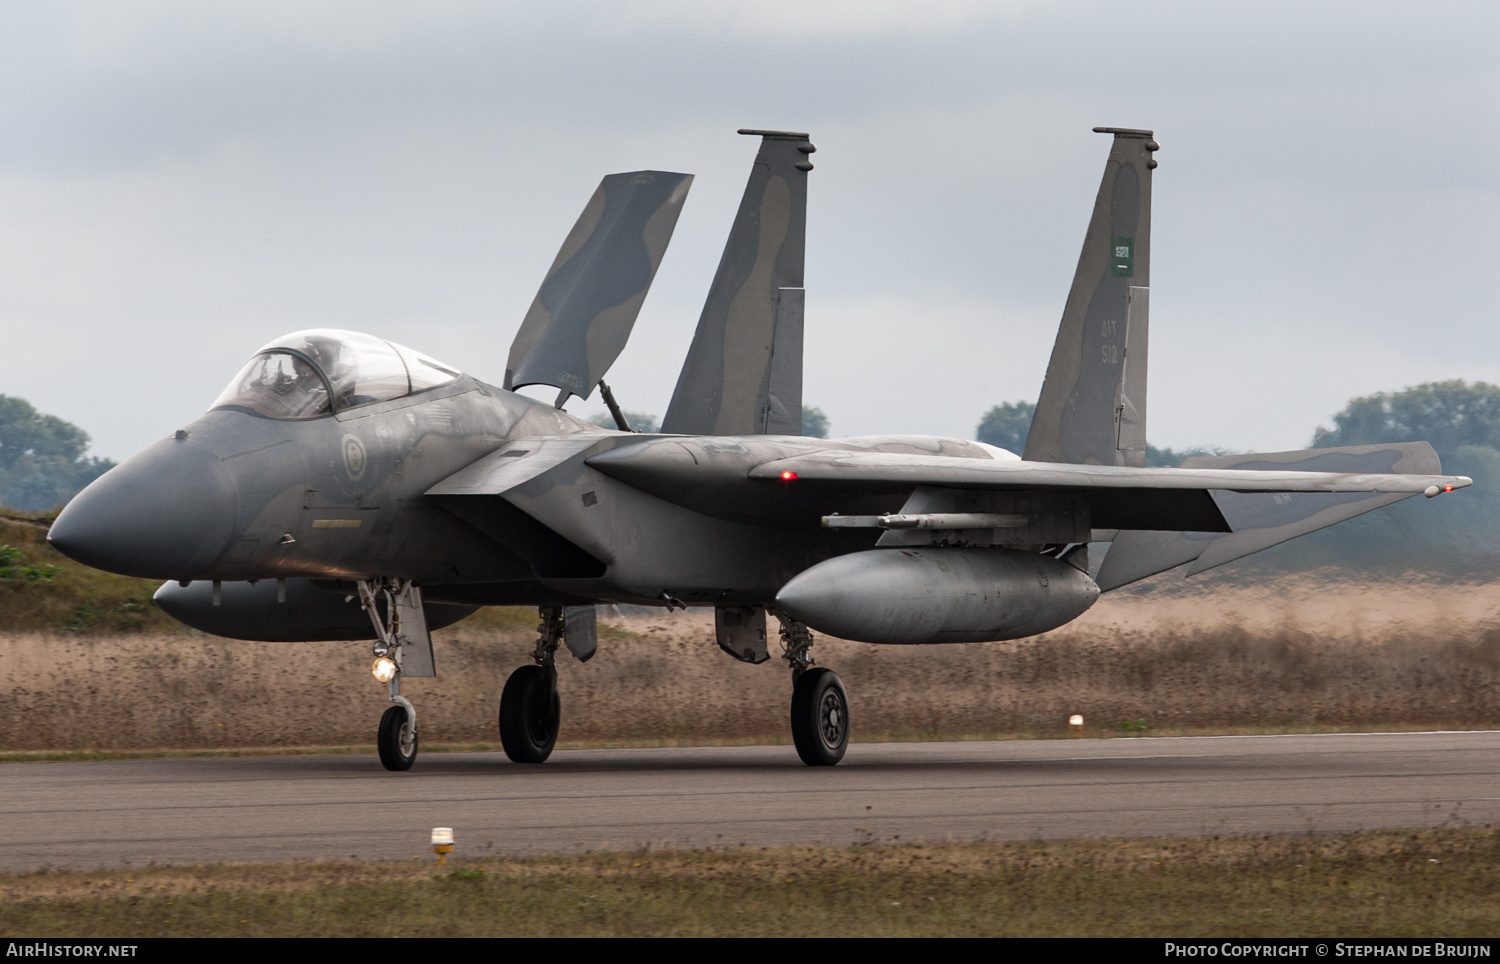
[211,329,462,419]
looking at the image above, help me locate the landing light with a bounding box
[372,656,398,683]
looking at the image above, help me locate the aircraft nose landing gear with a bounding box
[378,701,418,771]
[359,578,434,772]
[778,612,849,766]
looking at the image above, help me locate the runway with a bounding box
[2,731,1498,872]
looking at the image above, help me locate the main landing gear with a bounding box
[777,612,849,766]
[499,608,563,763]
[498,605,596,763]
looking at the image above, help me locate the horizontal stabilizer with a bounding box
[662,130,813,436]
[1095,443,1448,591]
[506,171,693,402]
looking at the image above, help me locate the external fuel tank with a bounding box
[153,578,478,642]
[774,548,1100,645]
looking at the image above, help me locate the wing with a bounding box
[422,433,1467,586]
[1093,443,1453,590]
[582,435,1469,533]
[748,449,1456,494]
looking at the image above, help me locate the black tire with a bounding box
[499,664,561,764]
[790,668,849,766]
[377,704,418,771]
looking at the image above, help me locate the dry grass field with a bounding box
[3,571,1498,752]
[6,517,1500,938]
[4,828,1499,937]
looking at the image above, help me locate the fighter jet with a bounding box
[47,128,1470,771]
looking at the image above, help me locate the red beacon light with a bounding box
[781,470,798,481]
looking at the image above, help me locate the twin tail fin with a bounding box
[1024,128,1159,466]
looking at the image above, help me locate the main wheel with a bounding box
[790,668,849,766]
[377,704,418,771]
[499,664,561,764]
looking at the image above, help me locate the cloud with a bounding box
[0,2,1495,459]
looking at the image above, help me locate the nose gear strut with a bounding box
[358,577,432,771]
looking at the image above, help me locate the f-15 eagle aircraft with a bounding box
[47,127,1469,771]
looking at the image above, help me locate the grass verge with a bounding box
[3,829,1498,937]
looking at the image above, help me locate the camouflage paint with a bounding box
[662,130,813,437]
[1024,129,1156,467]
[506,171,692,401]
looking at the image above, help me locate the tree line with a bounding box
[0,396,114,512]
[976,381,1500,574]
[978,380,1500,465]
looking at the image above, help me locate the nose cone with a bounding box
[48,436,238,579]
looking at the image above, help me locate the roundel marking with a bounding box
[342,434,367,481]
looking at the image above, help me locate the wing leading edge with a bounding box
[746,447,1467,496]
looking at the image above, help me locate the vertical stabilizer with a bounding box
[505,171,693,404]
[1023,128,1158,466]
[661,129,814,436]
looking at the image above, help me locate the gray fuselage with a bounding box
[48,373,1005,611]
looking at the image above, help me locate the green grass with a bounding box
[0,512,547,637]
[0,512,181,635]
[4,829,1499,937]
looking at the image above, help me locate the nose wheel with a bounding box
[378,703,418,771]
[358,578,429,772]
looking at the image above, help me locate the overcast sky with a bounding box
[1,1,1495,462]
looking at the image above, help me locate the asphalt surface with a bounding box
[3,731,1498,871]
